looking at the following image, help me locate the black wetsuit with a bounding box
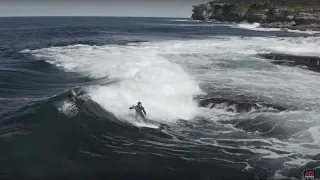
[129,105,146,120]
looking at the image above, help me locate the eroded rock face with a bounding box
[266,8,295,22]
[203,3,246,22]
[191,4,207,20]
[191,1,320,31]
[295,10,320,25]
[245,3,271,23]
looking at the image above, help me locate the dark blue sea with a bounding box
[1,17,320,180]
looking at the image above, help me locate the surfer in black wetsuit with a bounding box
[129,102,147,121]
[68,88,77,101]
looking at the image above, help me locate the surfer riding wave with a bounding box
[129,102,147,121]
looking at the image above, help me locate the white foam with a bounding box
[23,36,320,121]
[21,28,320,178]
[243,162,253,170]
[170,19,203,23]
[138,36,320,109]
[234,22,320,34]
[237,22,261,29]
[170,19,193,22]
[25,44,204,123]
[160,22,224,27]
[286,29,320,35]
[57,100,78,117]
[308,126,320,145]
[234,22,283,32]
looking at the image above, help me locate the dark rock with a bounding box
[260,21,296,28]
[266,8,295,22]
[245,3,271,23]
[191,0,320,31]
[204,3,245,22]
[198,97,287,113]
[258,53,320,72]
[191,4,207,20]
[294,9,320,25]
[226,108,235,112]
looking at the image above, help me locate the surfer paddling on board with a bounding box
[129,102,147,121]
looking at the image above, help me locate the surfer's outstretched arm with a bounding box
[129,105,135,110]
[142,107,146,116]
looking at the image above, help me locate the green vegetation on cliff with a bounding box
[210,0,320,10]
[192,0,320,31]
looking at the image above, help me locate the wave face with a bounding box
[1,17,320,180]
[23,44,203,122]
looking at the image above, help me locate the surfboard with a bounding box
[134,121,160,129]
[130,116,160,129]
[128,113,160,129]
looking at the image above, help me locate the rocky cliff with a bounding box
[191,0,320,31]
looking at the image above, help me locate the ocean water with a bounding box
[0,16,320,180]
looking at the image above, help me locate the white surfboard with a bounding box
[128,114,160,129]
[134,121,160,129]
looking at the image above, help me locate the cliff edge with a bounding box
[191,0,320,31]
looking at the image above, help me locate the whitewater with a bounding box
[1,17,320,180]
[24,32,320,174]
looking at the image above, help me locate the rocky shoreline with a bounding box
[191,0,320,72]
[191,0,320,32]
